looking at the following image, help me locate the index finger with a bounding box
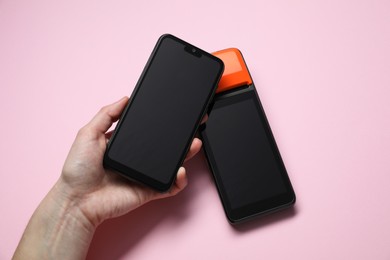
[87,96,128,134]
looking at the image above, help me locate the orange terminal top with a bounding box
[212,48,253,93]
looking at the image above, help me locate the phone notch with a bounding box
[184,45,202,58]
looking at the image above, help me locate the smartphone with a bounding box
[104,34,224,192]
[200,48,295,223]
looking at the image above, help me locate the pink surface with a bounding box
[1,0,390,259]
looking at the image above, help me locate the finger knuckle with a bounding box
[77,125,92,138]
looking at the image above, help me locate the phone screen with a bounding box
[105,35,223,191]
[206,92,285,208]
[201,87,295,222]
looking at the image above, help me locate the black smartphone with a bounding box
[103,34,224,192]
[200,48,295,223]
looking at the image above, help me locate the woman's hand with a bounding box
[13,97,204,260]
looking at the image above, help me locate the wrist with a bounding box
[46,184,96,259]
[14,179,96,260]
[51,178,97,233]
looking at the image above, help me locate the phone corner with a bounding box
[158,33,174,41]
[289,192,297,206]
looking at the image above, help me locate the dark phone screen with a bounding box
[107,36,222,187]
[202,89,290,210]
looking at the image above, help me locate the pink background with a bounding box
[1,0,390,259]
